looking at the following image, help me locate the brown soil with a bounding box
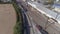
[0,4,16,34]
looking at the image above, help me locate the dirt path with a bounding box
[0,4,16,34]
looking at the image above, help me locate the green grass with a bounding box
[12,1,23,34]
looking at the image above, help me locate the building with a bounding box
[53,4,60,13]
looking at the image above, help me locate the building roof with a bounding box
[53,4,60,8]
[28,1,60,24]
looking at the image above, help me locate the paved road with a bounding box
[18,2,42,34]
[16,3,30,34]
[16,0,48,34]
[22,11,30,34]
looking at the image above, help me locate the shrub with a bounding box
[12,1,22,34]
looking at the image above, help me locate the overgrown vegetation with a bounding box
[12,0,23,34]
